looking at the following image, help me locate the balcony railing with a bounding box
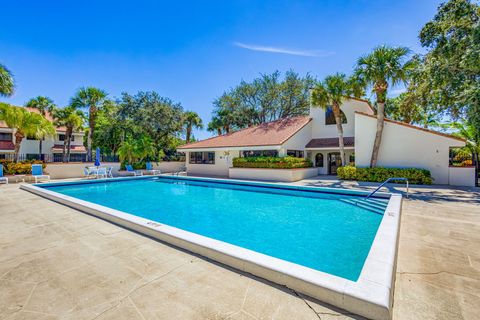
[0,153,119,163]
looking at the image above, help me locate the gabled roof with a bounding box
[178,116,312,150]
[355,112,466,142]
[306,137,355,148]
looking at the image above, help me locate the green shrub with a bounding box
[337,166,433,184]
[0,159,46,175]
[232,156,312,169]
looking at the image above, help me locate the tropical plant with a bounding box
[0,103,55,162]
[117,137,157,165]
[183,111,203,143]
[354,45,413,167]
[70,87,108,161]
[25,96,56,158]
[450,121,479,185]
[207,116,224,136]
[0,64,14,97]
[311,73,363,166]
[53,106,85,162]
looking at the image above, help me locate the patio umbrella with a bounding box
[94,147,101,167]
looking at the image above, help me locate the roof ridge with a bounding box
[178,115,311,149]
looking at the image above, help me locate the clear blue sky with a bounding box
[1,0,442,139]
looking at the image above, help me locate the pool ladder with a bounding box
[365,177,409,200]
[172,166,187,176]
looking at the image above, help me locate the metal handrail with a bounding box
[365,177,409,200]
[172,166,187,176]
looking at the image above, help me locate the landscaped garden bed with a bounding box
[337,166,433,184]
[233,156,312,169]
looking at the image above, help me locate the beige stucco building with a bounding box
[178,98,475,186]
[0,107,86,162]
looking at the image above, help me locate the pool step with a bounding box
[340,198,387,215]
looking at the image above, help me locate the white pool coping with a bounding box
[21,175,402,320]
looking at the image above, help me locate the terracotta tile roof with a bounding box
[52,145,87,153]
[0,141,14,150]
[25,107,68,132]
[355,112,466,142]
[305,137,355,148]
[178,116,312,149]
[0,107,82,133]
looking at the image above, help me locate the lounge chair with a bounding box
[125,165,143,176]
[0,165,8,184]
[145,162,161,175]
[32,164,50,183]
[83,167,96,179]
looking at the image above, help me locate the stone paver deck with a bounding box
[0,178,479,319]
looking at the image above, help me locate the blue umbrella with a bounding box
[94,147,101,167]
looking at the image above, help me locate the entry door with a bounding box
[328,152,342,175]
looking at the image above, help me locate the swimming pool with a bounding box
[22,176,402,320]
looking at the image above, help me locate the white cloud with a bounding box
[232,42,333,57]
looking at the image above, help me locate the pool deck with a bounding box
[1,177,479,319]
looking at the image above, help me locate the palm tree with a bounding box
[0,64,14,97]
[53,106,85,162]
[117,140,136,164]
[207,116,223,136]
[25,96,56,159]
[354,45,413,167]
[311,73,363,166]
[183,111,203,143]
[70,87,107,161]
[0,103,55,162]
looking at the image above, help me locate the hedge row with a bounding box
[233,156,312,169]
[0,159,46,175]
[337,166,433,184]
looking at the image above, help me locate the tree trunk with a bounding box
[66,129,72,163]
[14,132,24,163]
[87,105,96,162]
[332,103,346,166]
[217,128,222,136]
[39,140,43,161]
[186,126,192,143]
[62,134,68,162]
[370,100,385,167]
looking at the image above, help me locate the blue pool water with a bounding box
[42,177,387,281]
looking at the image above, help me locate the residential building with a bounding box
[178,98,474,186]
[0,107,86,162]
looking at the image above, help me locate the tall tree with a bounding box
[183,111,203,143]
[53,106,84,162]
[117,91,184,155]
[355,45,413,167]
[207,116,224,136]
[415,0,480,120]
[0,104,55,162]
[70,87,108,161]
[25,96,56,158]
[312,73,363,166]
[0,64,14,97]
[210,71,315,132]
